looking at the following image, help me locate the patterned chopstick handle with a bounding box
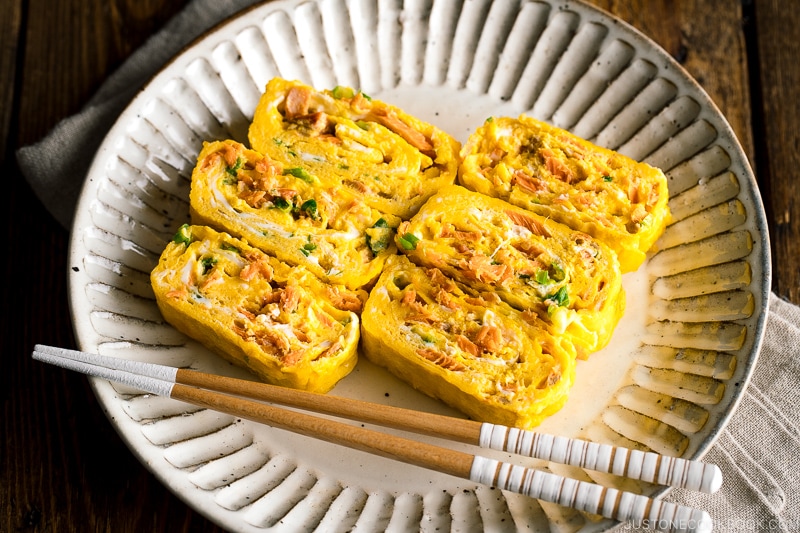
[470,456,713,533]
[478,423,722,493]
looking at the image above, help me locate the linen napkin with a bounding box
[17,0,800,531]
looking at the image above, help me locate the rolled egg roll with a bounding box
[190,139,400,290]
[151,224,364,392]
[361,255,577,429]
[248,78,461,220]
[396,185,625,359]
[459,115,670,272]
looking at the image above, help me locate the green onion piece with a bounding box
[172,224,192,245]
[332,86,355,99]
[602,175,613,182]
[535,270,551,285]
[273,197,292,211]
[549,262,566,282]
[356,120,370,130]
[398,232,420,250]
[283,167,314,183]
[366,218,393,255]
[225,157,244,177]
[550,286,570,307]
[200,257,218,275]
[300,242,317,257]
[300,199,318,219]
[220,243,241,254]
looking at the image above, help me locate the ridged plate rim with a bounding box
[67,0,771,531]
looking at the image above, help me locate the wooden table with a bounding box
[2,1,797,531]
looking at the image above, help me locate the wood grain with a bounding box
[2,2,222,532]
[752,0,800,302]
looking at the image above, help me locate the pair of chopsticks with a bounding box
[33,344,718,533]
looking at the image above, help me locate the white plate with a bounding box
[68,0,771,531]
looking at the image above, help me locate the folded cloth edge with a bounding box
[15,0,256,229]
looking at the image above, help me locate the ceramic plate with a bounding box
[68,0,771,531]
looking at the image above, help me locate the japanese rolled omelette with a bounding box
[248,78,461,220]
[396,185,625,359]
[458,115,670,272]
[361,255,577,429]
[150,224,364,393]
[190,139,400,290]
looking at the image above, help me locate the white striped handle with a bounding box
[479,423,722,493]
[470,456,712,533]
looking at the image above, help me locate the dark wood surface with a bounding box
[2,1,797,531]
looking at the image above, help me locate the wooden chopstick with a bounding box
[32,344,722,492]
[33,345,716,533]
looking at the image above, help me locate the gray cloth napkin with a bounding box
[17,0,800,531]
[17,0,254,229]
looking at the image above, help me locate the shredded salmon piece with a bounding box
[453,242,471,254]
[401,288,435,323]
[427,268,457,292]
[435,288,458,309]
[297,111,329,133]
[232,323,250,341]
[282,349,305,366]
[505,210,551,238]
[416,348,466,372]
[439,224,480,242]
[350,92,372,113]
[239,189,267,208]
[199,269,223,290]
[261,290,282,307]
[466,255,513,284]
[401,288,418,306]
[200,151,221,170]
[294,328,311,343]
[628,182,642,204]
[513,170,546,193]
[284,86,312,119]
[475,325,502,353]
[236,173,255,190]
[463,295,487,307]
[630,204,648,224]
[488,147,505,162]
[280,285,301,313]
[166,288,188,299]
[480,291,501,304]
[254,328,291,354]
[314,308,336,329]
[456,335,480,357]
[240,256,274,281]
[221,143,241,167]
[541,148,574,183]
[326,287,363,313]
[371,108,435,157]
[318,340,342,360]
[255,157,282,177]
[237,307,258,320]
[520,309,543,325]
[271,188,298,201]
